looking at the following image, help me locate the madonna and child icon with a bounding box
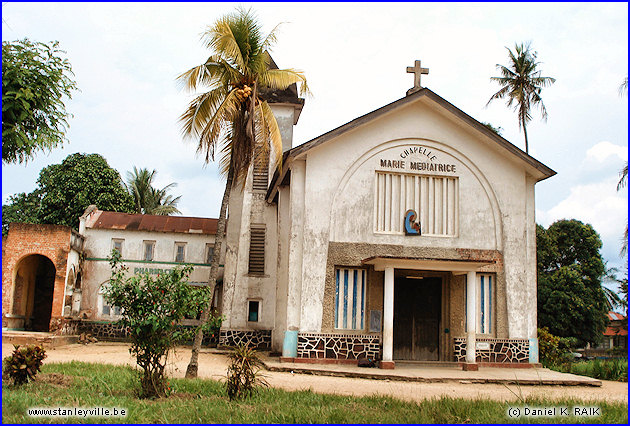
[404,209,421,235]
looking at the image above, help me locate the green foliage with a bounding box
[537,327,576,368]
[225,344,267,400]
[1,191,42,235]
[553,358,628,382]
[2,38,78,164]
[2,345,47,386]
[481,122,503,135]
[537,219,608,347]
[105,250,211,398]
[2,153,134,233]
[126,166,181,215]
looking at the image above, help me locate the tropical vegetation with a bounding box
[126,166,181,215]
[2,38,77,164]
[177,7,308,378]
[104,250,210,398]
[487,42,555,153]
[2,153,134,234]
[537,219,608,347]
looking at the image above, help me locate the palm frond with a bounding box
[259,68,310,96]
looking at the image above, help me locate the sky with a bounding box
[1,2,628,274]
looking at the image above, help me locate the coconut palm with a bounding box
[487,43,556,153]
[177,7,308,378]
[618,162,628,257]
[126,166,181,215]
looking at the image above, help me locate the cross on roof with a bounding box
[406,60,429,95]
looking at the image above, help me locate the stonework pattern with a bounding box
[297,333,380,360]
[61,319,219,345]
[219,329,271,349]
[453,337,530,363]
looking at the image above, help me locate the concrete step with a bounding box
[2,331,78,348]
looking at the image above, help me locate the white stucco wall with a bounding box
[289,97,541,337]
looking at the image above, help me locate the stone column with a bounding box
[381,266,395,369]
[464,270,478,371]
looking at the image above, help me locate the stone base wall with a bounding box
[61,319,219,346]
[297,333,380,360]
[219,329,271,349]
[453,337,529,363]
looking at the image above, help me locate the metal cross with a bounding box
[406,60,429,95]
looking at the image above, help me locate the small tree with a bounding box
[105,250,210,398]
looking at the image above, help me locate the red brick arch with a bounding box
[2,223,72,331]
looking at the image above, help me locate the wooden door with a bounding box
[393,277,441,360]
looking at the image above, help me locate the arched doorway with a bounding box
[12,254,56,332]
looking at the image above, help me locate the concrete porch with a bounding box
[261,357,603,387]
[2,330,79,349]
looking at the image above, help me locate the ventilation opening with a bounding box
[248,225,266,275]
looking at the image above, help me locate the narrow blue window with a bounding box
[335,269,340,328]
[352,270,358,329]
[343,269,349,328]
[480,275,485,334]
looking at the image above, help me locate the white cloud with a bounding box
[584,141,628,164]
[537,176,628,266]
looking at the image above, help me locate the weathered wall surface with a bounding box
[292,97,538,338]
[80,227,218,321]
[2,223,72,330]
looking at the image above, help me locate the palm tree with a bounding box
[177,8,308,378]
[487,42,556,153]
[618,162,628,257]
[126,166,181,215]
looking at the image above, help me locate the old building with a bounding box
[2,223,84,332]
[220,61,555,369]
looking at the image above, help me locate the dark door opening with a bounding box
[30,256,56,332]
[393,276,441,360]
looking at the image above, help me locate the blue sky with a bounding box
[2,2,628,272]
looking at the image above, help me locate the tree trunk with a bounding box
[522,117,529,154]
[185,165,234,378]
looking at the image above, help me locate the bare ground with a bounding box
[3,342,627,404]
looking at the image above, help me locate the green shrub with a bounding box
[570,358,628,382]
[537,327,576,367]
[2,344,47,386]
[225,344,267,400]
[105,250,213,398]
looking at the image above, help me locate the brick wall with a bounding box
[2,223,72,330]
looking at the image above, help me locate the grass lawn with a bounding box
[1,362,627,424]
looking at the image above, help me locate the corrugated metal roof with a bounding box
[603,326,628,336]
[608,311,626,321]
[89,211,217,235]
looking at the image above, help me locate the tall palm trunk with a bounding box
[521,115,529,154]
[185,165,234,378]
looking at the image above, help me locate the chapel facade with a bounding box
[219,62,555,368]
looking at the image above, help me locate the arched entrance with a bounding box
[12,254,56,331]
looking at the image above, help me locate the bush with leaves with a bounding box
[538,327,577,367]
[2,344,47,386]
[105,250,212,398]
[225,344,267,400]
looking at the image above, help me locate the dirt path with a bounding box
[5,342,627,404]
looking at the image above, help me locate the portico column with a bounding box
[464,270,478,370]
[381,267,395,369]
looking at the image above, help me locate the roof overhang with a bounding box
[362,256,494,275]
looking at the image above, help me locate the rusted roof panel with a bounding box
[90,211,217,235]
[608,311,626,321]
